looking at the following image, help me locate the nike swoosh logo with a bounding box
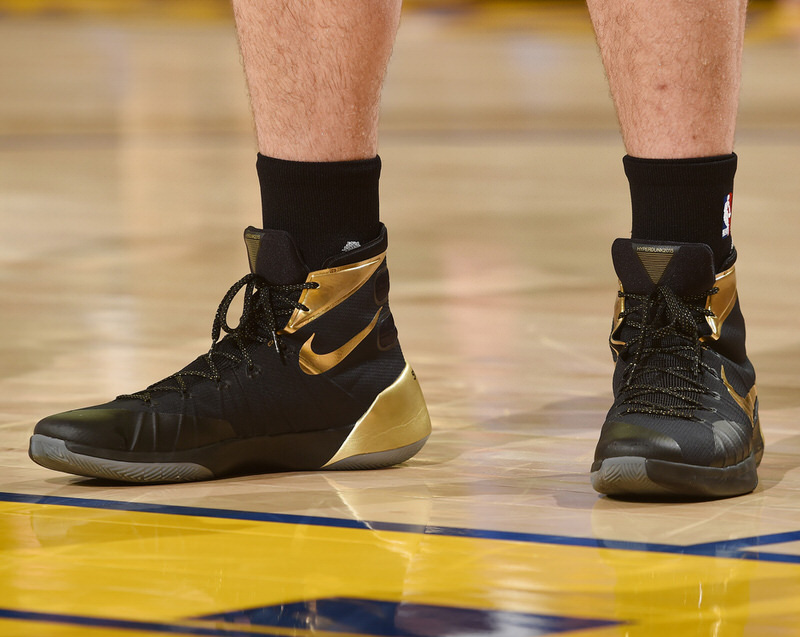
[298,308,382,376]
[721,365,757,426]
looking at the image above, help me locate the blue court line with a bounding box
[198,597,623,636]
[688,529,800,554]
[737,551,800,564]
[2,491,800,564]
[0,603,622,637]
[0,608,286,636]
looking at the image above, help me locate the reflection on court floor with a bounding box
[4,493,800,635]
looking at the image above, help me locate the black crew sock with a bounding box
[624,153,737,270]
[256,154,382,271]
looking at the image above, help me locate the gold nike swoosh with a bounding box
[721,365,757,426]
[298,308,382,376]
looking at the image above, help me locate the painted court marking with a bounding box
[1,491,799,563]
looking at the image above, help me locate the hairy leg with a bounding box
[232,0,402,161]
[587,0,747,158]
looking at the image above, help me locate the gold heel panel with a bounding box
[323,364,431,468]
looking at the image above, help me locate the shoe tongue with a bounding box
[243,226,310,284]
[612,238,716,296]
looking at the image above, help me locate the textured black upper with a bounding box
[34,225,405,457]
[594,239,761,470]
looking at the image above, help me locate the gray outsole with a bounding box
[29,435,214,483]
[324,436,429,471]
[29,433,430,483]
[591,456,673,495]
[591,454,759,498]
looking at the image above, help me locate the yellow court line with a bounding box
[4,500,800,635]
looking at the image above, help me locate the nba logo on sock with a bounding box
[722,193,733,238]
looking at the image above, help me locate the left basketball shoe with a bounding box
[591,238,763,498]
[30,225,431,482]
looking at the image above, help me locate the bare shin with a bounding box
[233,0,402,161]
[587,0,748,158]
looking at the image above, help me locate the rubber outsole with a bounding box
[591,454,759,498]
[29,435,214,483]
[316,437,428,471]
[29,433,430,483]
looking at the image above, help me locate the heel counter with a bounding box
[323,364,431,468]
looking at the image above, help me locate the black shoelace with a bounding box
[616,284,719,419]
[122,273,318,403]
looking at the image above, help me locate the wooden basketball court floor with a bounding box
[2,2,800,635]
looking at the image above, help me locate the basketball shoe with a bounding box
[591,239,763,498]
[29,225,431,482]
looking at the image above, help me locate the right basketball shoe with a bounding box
[591,239,763,498]
[29,225,431,483]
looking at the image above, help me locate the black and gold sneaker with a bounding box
[29,225,431,483]
[591,239,763,498]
